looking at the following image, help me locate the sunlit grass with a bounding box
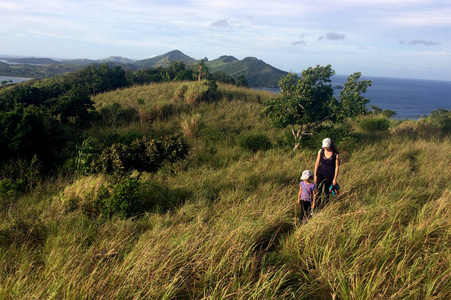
[1,82,450,299]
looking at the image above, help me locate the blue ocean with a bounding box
[331,75,451,120]
[261,75,451,120]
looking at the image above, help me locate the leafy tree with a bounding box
[47,86,94,124]
[337,72,372,119]
[167,60,186,81]
[194,60,210,82]
[173,69,194,81]
[264,65,337,150]
[132,68,167,84]
[265,65,373,150]
[236,75,249,88]
[4,105,66,167]
[213,71,235,85]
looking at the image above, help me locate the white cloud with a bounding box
[0,0,450,80]
[210,19,229,28]
[318,32,346,41]
[400,40,441,46]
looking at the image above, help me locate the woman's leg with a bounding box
[317,173,332,208]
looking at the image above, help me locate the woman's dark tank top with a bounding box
[318,149,337,178]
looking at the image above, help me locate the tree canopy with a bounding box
[264,65,372,150]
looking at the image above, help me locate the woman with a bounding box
[314,138,339,208]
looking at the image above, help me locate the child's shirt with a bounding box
[300,181,317,202]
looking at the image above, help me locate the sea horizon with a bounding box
[2,74,450,120]
[257,74,451,120]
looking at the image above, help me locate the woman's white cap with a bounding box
[322,138,331,148]
[301,170,312,180]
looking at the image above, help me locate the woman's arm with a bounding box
[333,153,340,186]
[311,190,316,211]
[314,149,322,184]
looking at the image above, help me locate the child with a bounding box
[298,170,317,220]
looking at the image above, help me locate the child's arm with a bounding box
[298,186,302,205]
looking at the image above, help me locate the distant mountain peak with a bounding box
[99,56,136,64]
[242,57,263,63]
[134,50,198,68]
[0,50,287,87]
[218,55,238,63]
[207,55,287,88]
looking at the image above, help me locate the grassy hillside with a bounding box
[1,82,450,299]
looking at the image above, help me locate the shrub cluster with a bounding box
[74,133,189,218]
[392,108,451,138]
[358,117,391,132]
[238,134,272,152]
[92,177,141,218]
[177,80,218,105]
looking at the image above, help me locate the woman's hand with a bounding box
[333,179,337,186]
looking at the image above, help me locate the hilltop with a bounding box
[0,50,287,87]
[133,50,198,68]
[207,56,288,88]
[0,74,450,298]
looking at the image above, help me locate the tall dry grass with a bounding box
[1,81,450,299]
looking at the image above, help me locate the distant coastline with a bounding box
[0,76,33,84]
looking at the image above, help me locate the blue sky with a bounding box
[1,0,450,81]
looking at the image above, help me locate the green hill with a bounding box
[0,51,288,87]
[133,50,199,68]
[1,78,450,299]
[207,56,288,88]
[0,57,58,65]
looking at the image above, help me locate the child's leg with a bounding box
[301,201,311,221]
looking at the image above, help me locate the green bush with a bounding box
[358,118,391,133]
[338,136,360,152]
[99,102,138,127]
[238,134,272,152]
[81,177,141,219]
[298,124,352,150]
[63,197,80,213]
[0,178,25,208]
[136,98,145,105]
[102,177,140,218]
[78,134,189,178]
[76,137,104,175]
[428,108,451,133]
[184,80,218,105]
